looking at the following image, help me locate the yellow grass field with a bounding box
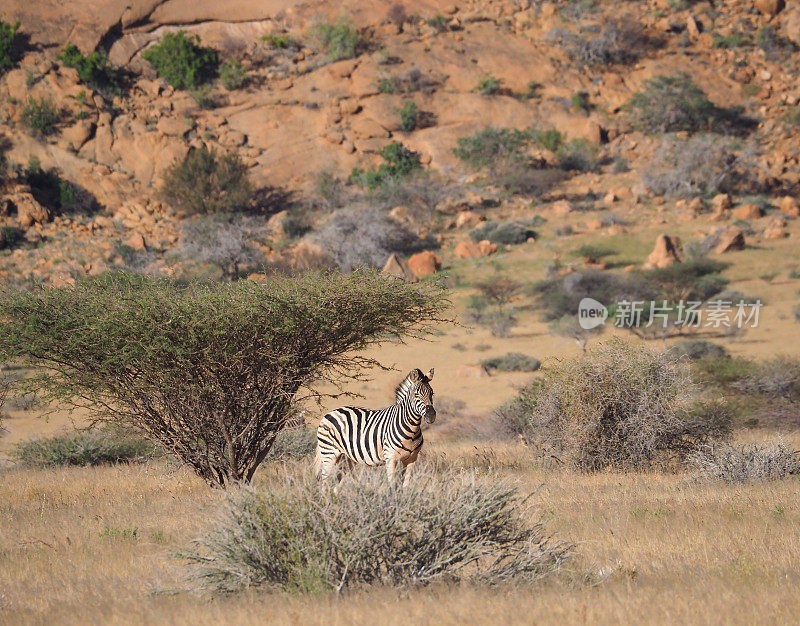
[2,436,800,625]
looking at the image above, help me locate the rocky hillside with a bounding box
[1,0,799,286]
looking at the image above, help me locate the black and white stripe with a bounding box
[315,368,435,486]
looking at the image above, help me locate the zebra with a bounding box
[315,368,436,487]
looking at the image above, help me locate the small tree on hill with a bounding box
[0,271,449,486]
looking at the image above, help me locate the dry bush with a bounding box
[179,214,266,280]
[313,205,432,272]
[182,467,571,592]
[669,339,728,361]
[550,19,648,67]
[642,134,760,198]
[733,356,800,402]
[264,426,316,461]
[481,352,541,373]
[497,339,731,471]
[12,427,156,467]
[691,439,800,483]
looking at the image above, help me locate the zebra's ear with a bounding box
[426,368,434,381]
[409,368,422,382]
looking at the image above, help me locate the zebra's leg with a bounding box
[385,453,401,486]
[402,460,415,489]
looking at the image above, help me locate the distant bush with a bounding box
[498,339,731,471]
[641,258,728,303]
[21,97,59,135]
[453,127,534,171]
[399,100,419,132]
[475,74,500,95]
[182,468,570,592]
[24,158,88,214]
[143,31,218,90]
[179,214,265,280]
[161,147,252,214]
[481,352,541,373]
[349,142,421,191]
[669,339,728,361]
[756,25,797,62]
[426,14,450,33]
[57,44,120,92]
[628,74,715,133]
[0,225,25,250]
[265,427,316,461]
[314,205,428,272]
[219,58,249,90]
[551,19,647,66]
[556,139,598,172]
[310,18,362,62]
[470,220,537,245]
[733,356,800,403]
[12,428,156,468]
[0,20,21,73]
[643,134,760,198]
[691,439,800,483]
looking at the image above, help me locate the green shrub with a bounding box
[669,339,728,361]
[628,74,715,133]
[712,30,749,49]
[21,97,60,135]
[310,18,362,62]
[470,220,537,245]
[453,127,534,170]
[573,244,615,261]
[142,31,218,90]
[182,468,570,592]
[0,20,21,73]
[24,158,84,213]
[0,226,25,250]
[534,128,563,152]
[219,58,248,90]
[641,258,728,302]
[261,34,292,49]
[481,352,541,372]
[556,139,598,172]
[475,74,500,95]
[497,339,731,471]
[399,100,419,132]
[691,439,800,483]
[426,14,450,32]
[161,146,251,214]
[348,142,421,190]
[56,44,120,92]
[12,428,156,467]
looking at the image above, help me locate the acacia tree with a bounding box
[0,270,449,486]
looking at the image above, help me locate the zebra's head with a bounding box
[408,368,436,423]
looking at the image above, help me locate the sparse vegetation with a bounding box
[179,214,265,280]
[0,271,448,485]
[348,142,421,191]
[142,31,218,90]
[219,58,249,90]
[470,220,537,245]
[310,18,362,62]
[0,20,21,73]
[691,439,800,483]
[669,339,728,361]
[498,339,731,471]
[24,158,87,214]
[183,468,570,592]
[551,19,646,66]
[556,139,598,172]
[481,353,541,373]
[21,97,59,135]
[475,74,500,95]
[732,356,800,403]
[161,147,251,214]
[643,134,760,198]
[399,100,419,132]
[0,225,25,250]
[12,427,156,468]
[57,44,120,92]
[627,74,715,133]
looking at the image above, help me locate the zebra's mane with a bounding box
[394,369,425,403]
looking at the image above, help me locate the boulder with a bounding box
[11,189,50,228]
[779,195,799,216]
[763,216,788,239]
[711,193,731,213]
[157,117,191,137]
[713,226,746,254]
[454,240,497,259]
[126,232,147,251]
[455,210,484,228]
[456,364,490,378]
[755,0,784,16]
[550,200,573,216]
[732,204,763,219]
[381,253,418,282]
[407,250,442,277]
[644,234,685,269]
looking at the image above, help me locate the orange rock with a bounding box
[644,234,685,269]
[477,239,498,256]
[755,0,784,16]
[407,250,442,277]
[713,226,746,254]
[126,232,146,251]
[711,193,731,213]
[381,253,418,282]
[779,196,799,216]
[732,204,763,219]
[455,210,484,228]
[454,240,496,259]
[763,216,788,239]
[550,200,573,216]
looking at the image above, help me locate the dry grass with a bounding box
[3,434,800,625]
